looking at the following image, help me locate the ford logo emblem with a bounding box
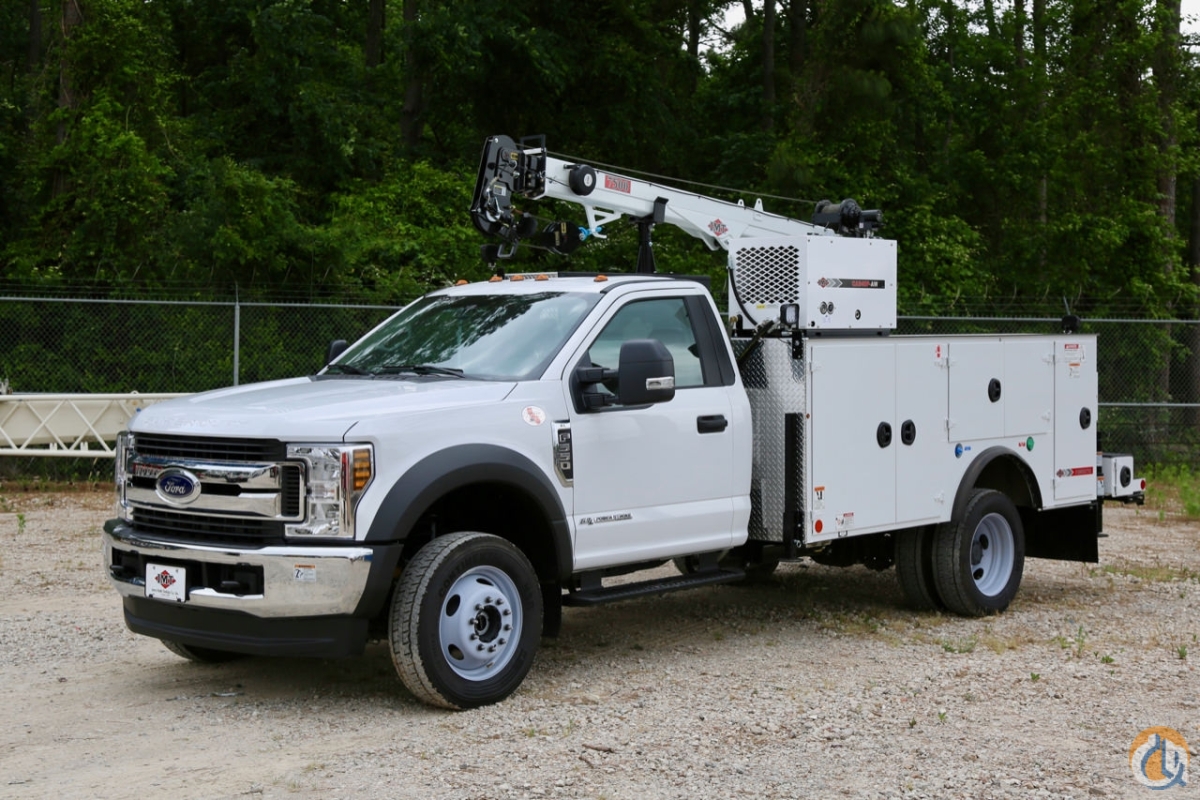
[156,468,202,506]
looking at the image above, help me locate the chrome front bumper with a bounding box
[103,522,375,618]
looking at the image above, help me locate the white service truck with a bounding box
[103,135,1144,709]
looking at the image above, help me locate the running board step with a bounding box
[563,569,745,607]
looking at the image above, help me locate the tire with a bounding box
[894,526,944,611]
[390,532,542,710]
[931,489,1025,616]
[161,640,246,663]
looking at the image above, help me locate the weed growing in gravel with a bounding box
[1053,625,1089,658]
[1100,654,1115,664]
[939,635,977,654]
[16,512,25,534]
[1030,673,1041,682]
[1177,645,1188,660]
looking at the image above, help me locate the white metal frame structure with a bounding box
[0,393,186,457]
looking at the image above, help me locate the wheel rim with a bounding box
[439,565,523,681]
[969,512,1015,596]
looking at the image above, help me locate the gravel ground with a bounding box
[0,489,1197,799]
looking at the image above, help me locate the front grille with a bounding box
[132,507,285,546]
[134,433,287,461]
[281,466,302,517]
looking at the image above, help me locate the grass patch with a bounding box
[1093,562,1198,582]
[1142,464,1200,518]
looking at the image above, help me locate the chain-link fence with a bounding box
[0,296,396,394]
[2,296,1197,465]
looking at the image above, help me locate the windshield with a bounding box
[331,290,600,381]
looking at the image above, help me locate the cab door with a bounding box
[565,292,740,571]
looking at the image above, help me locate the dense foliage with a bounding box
[1,1,1198,319]
[2,0,1197,305]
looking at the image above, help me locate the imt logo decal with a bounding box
[1129,727,1188,790]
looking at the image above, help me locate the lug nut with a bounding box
[477,644,485,651]
[503,609,511,616]
[469,633,477,641]
[495,598,503,606]
[475,604,483,611]
[503,624,512,631]
[498,638,507,645]
[485,596,493,604]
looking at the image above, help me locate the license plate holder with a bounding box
[146,563,187,603]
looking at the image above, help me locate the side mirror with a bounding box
[617,339,675,406]
[325,339,349,366]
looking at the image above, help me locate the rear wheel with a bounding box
[931,489,1025,616]
[161,640,246,663]
[390,532,542,710]
[894,526,943,611]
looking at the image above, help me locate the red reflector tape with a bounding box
[1057,466,1095,478]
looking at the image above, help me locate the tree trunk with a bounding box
[53,0,83,197]
[686,0,701,61]
[1013,0,1026,70]
[981,0,998,39]
[28,0,43,71]
[762,0,776,131]
[399,0,425,150]
[366,0,385,69]
[1153,0,1181,233]
[1153,0,1181,406]
[1033,0,1047,262]
[788,0,807,78]
[1188,174,1200,426]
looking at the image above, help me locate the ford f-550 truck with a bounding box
[103,136,1143,709]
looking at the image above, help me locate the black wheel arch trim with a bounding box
[951,446,1043,521]
[363,444,572,581]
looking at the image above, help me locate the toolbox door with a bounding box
[808,341,896,541]
[1053,337,1098,503]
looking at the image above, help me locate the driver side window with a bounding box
[586,297,705,388]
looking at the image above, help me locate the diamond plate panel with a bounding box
[736,337,806,542]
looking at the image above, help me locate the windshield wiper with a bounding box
[323,363,370,375]
[374,364,466,378]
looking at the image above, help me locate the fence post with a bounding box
[233,296,240,386]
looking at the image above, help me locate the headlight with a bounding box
[115,431,133,522]
[285,444,374,539]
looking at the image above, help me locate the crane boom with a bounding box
[471,135,881,270]
[470,135,895,334]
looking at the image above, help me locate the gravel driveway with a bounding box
[1,490,1196,799]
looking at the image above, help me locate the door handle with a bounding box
[697,414,728,434]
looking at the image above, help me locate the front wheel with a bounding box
[931,489,1025,616]
[390,532,542,710]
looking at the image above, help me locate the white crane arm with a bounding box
[470,135,879,267]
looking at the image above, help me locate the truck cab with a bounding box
[105,273,751,709]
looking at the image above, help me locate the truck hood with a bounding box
[130,376,516,441]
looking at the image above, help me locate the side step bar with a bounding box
[563,568,744,607]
